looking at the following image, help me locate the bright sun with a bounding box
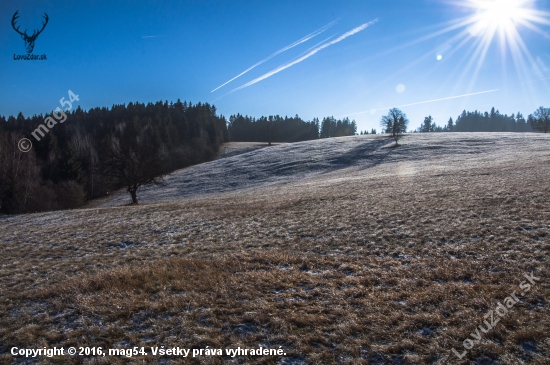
[468,0,526,36]
[429,0,549,91]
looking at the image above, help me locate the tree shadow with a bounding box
[321,137,396,173]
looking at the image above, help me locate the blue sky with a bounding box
[1,0,549,131]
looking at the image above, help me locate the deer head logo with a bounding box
[11,11,49,54]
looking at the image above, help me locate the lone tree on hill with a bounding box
[380,108,409,145]
[528,106,550,133]
[100,127,167,204]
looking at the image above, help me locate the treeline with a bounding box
[0,100,228,214]
[228,115,357,143]
[3,100,547,214]
[417,107,540,132]
[453,108,532,132]
[228,114,319,144]
[320,117,358,138]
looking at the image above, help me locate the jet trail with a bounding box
[211,19,338,93]
[342,88,501,117]
[521,76,550,84]
[293,33,338,60]
[229,19,378,93]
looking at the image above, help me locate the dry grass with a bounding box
[216,142,284,159]
[0,133,549,364]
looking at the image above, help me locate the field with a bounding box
[1,133,549,364]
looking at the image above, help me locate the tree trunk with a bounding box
[128,186,138,204]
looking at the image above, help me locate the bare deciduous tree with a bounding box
[528,106,550,133]
[100,132,167,204]
[380,108,409,145]
[0,131,47,213]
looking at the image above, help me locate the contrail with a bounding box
[211,19,338,93]
[341,88,501,117]
[521,76,550,84]
[293,33,338,60]
[229,19,378,93]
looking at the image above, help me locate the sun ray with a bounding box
[446,0,550,92]
[516,19,550,39]
[468,23,499,91]
[341,0,548,119]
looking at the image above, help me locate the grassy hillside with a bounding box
[1,133,549,364]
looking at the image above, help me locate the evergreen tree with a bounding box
[453,107,532,132]
[420,116,434,132]
[447,117,454,131]
[0,99,229,212]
